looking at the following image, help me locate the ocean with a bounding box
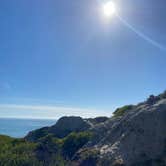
[0,118,56,138]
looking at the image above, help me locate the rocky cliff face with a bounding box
[72,93,166,166]
[24,91,166,166]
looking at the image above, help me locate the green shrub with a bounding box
[0,135,41,166]
[0,131,92,165]
[113,105,134,117]
[62,132,92,159]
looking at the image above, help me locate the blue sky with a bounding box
[0,0,166,119]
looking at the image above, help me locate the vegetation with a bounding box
[158,90,166,99]
[62,132,92,159]
[146,91,166,105]
[76,148,99,165]
[113,105,134,117]
[0,131,92,166]
[0,135,40,166]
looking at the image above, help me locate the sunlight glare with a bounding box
[103,1,116,17]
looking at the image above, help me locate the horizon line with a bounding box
[0,103,112,119]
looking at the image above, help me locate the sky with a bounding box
[0,0,166,119]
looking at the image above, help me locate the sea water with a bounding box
[0,118,56,138]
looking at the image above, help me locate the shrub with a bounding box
[0,135,40,166]
[113,105,134,117]
[62,132,92,159]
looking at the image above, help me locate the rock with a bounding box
[26,116,91,141]
[50,116,91,138]
[146,95,160,105]
[86,117,109,126]
[73,95,166,166]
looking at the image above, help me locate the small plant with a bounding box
[113,105,134,117]
[62,132,92,159]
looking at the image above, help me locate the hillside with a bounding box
[0,91,166,166]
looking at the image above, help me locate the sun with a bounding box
[103,1,116,17]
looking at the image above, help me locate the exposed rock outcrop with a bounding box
[73,96,166,166]
[26,116,91,141]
